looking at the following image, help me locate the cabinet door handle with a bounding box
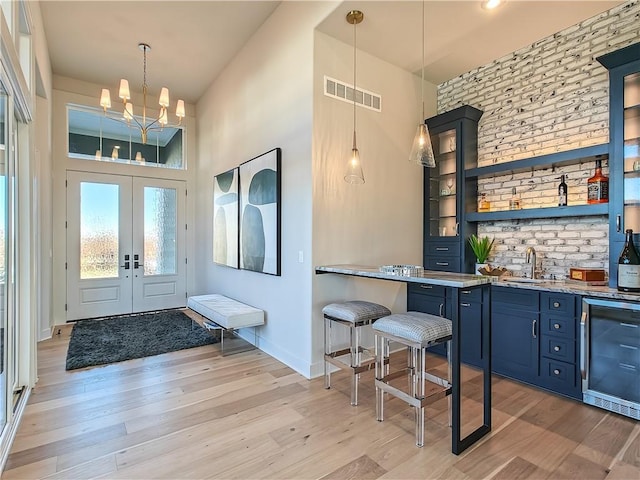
[554,323,561,330]
[554,346,561,352]
[617,214,622,233]
[620,322,638,329]
[439,303,444,317]
[461,302,471,307]
[553,302,560,308]
[420,284,433,289]
[436,262,449,266]
[532,319,537,338]
[435,247,449,252]
[553,369,561,375]
[455,223,460,236]
[461,290,471,295]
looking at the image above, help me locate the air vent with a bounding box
[324,76,381,112]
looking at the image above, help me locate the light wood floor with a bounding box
[3,318,639,479]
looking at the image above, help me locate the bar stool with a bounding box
[323,301,392,406]
[373,311,452,447]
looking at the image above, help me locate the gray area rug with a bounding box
[65,310,218,370]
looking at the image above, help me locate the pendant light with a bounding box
[409,1,436,168]
[344,10,365,184]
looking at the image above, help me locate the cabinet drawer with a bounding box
[541,314,575,339]
[426,241,460,257]
[540,358,577,388]
[458,287,483,303]
[407,292,448,318]
[408,283,447,298]
[425,257,460,272]
[541,335,575,363]
[491,286,539,311]
[541,292,576,317]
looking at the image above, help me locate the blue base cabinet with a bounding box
[491,286,581,400]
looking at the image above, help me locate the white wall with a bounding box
[311,31,437,376]
[195,2,339,377]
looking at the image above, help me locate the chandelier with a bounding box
[99,43,185,144]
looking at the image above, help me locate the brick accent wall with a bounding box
[438,1,640,279]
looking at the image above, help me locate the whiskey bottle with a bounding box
[478,193,491,212]
[618,229,640,292]
[558,174,568,206]
[509,187,521,210]
[587,159,609,204]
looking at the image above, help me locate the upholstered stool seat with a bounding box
[373,311,452,447]
[323,301,391,406]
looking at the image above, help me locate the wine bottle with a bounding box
[587,159,609,204]
[618,229,640,292]
[558,175,567,206]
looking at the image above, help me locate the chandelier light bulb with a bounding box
[119,79,130,101]
[159,109,168,126]
[176,99,185,119]
[159,87,170,108]
[124,102,133,121]
[100,89,111,111]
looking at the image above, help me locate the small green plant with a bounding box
[468,234,494,263]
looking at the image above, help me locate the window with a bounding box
[67,105,184,170]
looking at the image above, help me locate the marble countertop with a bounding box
[494,276,640,302]
[315,264,640,302]
[315,264,491,288]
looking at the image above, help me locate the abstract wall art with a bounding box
[213,167,239,268]
[239,148,281,275]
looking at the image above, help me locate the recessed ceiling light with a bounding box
[482,0,503,10]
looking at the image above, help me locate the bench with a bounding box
[187,294,264,355]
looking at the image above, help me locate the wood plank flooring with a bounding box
[3,319,639,479]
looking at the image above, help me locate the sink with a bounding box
[500,276,548,284]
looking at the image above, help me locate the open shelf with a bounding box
[466,203,609,222]
[465,143,609,179]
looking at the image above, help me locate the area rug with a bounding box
[65,310,218,370]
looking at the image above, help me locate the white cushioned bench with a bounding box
[187,294,264,354]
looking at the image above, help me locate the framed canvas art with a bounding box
[213,167,239,268]
[239,148,281,275]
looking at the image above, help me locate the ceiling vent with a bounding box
[324,76,382,112]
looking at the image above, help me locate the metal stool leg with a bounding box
[375,334,385,422]
[324,317,331,389]
[416,346,426,447]
[350,323,359,405]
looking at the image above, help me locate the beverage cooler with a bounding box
[581,298,640,419]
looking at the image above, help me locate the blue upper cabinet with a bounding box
[597,42,640,288]
[423,105,483,273]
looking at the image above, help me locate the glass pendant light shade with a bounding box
[410,123,435,168]
[345,144,365,184]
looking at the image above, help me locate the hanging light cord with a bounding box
[352,16,357,150]
[420,0,425,122]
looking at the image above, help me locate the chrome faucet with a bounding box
[525,246,537,279]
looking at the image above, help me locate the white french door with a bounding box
[66,171,186,320]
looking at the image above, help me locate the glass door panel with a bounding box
[143,186,177,276]
[623,71,640,233]
[80,182,120,279]
[0,79,8,435]
[429,128,458,237]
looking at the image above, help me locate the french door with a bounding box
[66,171,186,320]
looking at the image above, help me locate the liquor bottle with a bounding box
[558,174,568,206]
[509,187,521,210]
[587,159,609,204]
[478,193,491,212]
[618,229,640,292]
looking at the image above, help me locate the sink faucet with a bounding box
[525,246,537,279]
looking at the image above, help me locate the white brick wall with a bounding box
[438,0,640,279]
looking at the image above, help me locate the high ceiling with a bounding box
[39,1,624,105]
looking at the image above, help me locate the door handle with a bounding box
[120,261,130,270]
[616,214,621,233]
[580,311,588,380]
[134,261,144,269]
[532,319,537,338]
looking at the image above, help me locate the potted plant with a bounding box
[468,234,494,274]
